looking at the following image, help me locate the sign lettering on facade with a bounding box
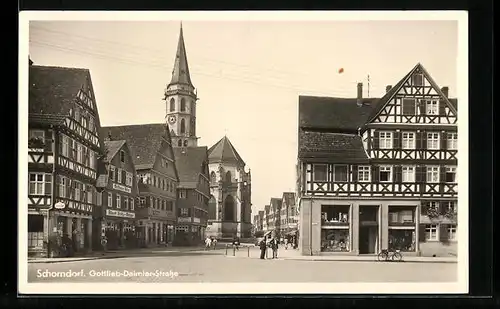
[178,217,192,223]
[106,209,135,219]
[54,202,65,209]
[68,201,93,213]
[112,183,132,194]
[193,217,200,223]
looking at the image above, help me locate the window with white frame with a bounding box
[313,164,327,181]
[447,132,458,150]
[448,224,457,241]
[402,132,416,149]
[87,188,93,204]
[425,224,438,241]
[379,166,392,182]
[426,166,440,183]
[70,140,77,160]
[117,168,122,184]
[89,151,95,170]
[89,115,94,132]
[429,201,439,211]
[124,197,129,210]
[179,189,187,199]
[180,208,189,216]
[379,131,393,149]
[402,166,416,182]
[427,132,440,150]
[443,201,456,214]
[358,166,371,182]
[333,165,348,182]
[126,172,133,186]
[445,166,457,183]
[108,192,113,208]
[81,116,88,129]
[426,100,439,115]
[77,144,83,163]
[61,135,69,157]
[58,176,66,198]
[130,198,135,211]
[29,173,46,195]
[116,194,121,209]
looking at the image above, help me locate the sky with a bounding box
[28,17,459,213]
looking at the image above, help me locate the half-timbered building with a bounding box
[102,124,179,247]
[95,139,139,250]
[297,63,458,257]
[28,64,105,257]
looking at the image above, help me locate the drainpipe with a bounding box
[309,199,313,256]
[48,126,59,257]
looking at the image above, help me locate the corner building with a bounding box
[297,63,458,257]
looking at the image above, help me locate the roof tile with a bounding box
[298,131,369,163]
[173,146,208,188]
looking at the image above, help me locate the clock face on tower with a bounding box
[167,115,177,124]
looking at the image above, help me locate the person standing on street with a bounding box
[259,238,267,259]
[271,237,279,259]
[204,236,212,250]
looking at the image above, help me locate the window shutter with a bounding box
[122,170,126,184]
[352,165,358,182]
[441,132,448,150]
[372,166,379,183]
[373,130,379,149]
[439,224,448,243]
[393,131,401,149]
[439,165,446,183]
[44,174,52,195]
[394,165,402,183]
[419,224,427,243]
[419,99,426,115]
[439,100,446,116]
[415,166,422,183]
[422,132,428,149]
[416,132,422,150]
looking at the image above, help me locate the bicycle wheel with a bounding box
[377,252,386,261]
[392,252,403,262]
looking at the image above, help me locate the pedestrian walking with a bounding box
[284,237,289,250]
[233,236,240,251]
[259,238,267,259]
[271,237,279,259]
[204,236,212,250]
[212,237,217,250]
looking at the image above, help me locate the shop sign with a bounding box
[178,217,191,223]
[54,202,66,210]
[112,183,132,194]
[106,209,135,219]
[149,208,167,218]
[193,217,200,223]
[67,201,93,213]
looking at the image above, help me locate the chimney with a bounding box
[29,57,33,66]
[441,87,449,98]
[356,83,363,106]
[105,131,112,141]
[386,85,392,93]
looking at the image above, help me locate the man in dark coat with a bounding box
[259,238,267,259]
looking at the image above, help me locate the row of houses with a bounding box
[296,63,458,257]
[27,25,252,257]
[253,192,299,239]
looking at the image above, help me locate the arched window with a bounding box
[180,98,186,112]
[210,171,216,183]
[225,171,232,184]
[177,140,182,147]
[180,118,186,134]
[169,98,175,112]
[183,140,188,147]
[208,196,217,220]
[224,195,235,222]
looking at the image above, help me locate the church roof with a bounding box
[173,146,208,188]
[207,136,245,165]
[169,23,193,87]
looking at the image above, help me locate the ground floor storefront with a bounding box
[135,219,175,248]
[299,198,457,257]
[174,223,207,246]
[28,209,49,257]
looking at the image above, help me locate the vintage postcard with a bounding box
[18,10,468,294]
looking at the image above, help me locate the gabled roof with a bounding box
[264,205,270,214]
[173,146,208,188]
[298,131,369,163]
[103,140,126,162]
[169,23,193,87]
[299,96,378,132]
[366,62,458,123]
[208,136,245,165]
[101,123,171,168]
[270,198,282,212]
[29,65,89,116]
[282,192,296,207]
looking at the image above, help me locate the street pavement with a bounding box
[27,245,457,283]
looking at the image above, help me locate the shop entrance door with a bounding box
[359,226,378,254]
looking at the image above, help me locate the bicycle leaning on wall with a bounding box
[377,249,403,262]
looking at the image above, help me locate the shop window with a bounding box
[424,224,438,241]
[321,205,349,224]
[28,215,44,248]
[388,207,415,225]
[321,229,350,252]
[313,164,327,182]
[388,229,416,252]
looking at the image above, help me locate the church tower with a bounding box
[164,23,198,148]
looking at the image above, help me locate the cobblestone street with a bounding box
[28,246,457,283]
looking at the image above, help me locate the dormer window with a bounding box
[120,150,125,163]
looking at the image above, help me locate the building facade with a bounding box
[297,63,458,257]
[263,205,270,232]
[28,64,105,257]
[280,192,298,236]
[103,124,179,247]
[95,140,139,250]
[207,136,252,239]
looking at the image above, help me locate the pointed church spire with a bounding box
[169,22,192,86]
